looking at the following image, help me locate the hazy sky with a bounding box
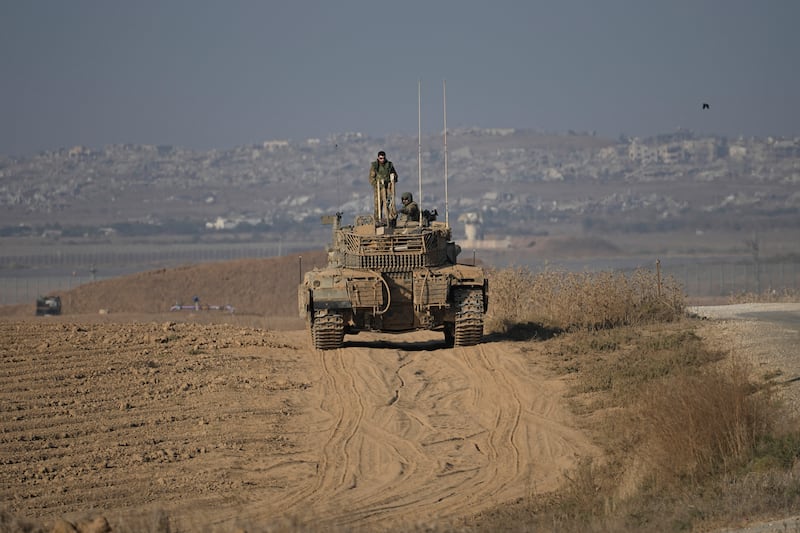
[1,1,798,156]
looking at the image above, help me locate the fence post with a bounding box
[656,259,662,298]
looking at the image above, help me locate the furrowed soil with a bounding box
[0,256,599,531]
[1,256,796,532]
[1,321,597,532]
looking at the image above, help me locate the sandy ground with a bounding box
[1,315,599,531]
[2,270,798,532]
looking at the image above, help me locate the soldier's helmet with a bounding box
[401,192,413,202]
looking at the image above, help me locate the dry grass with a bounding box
[550,326,799,531]
[456,340,800,533]
[555,327,724,398]
[485,266,685,335]
[638,357,775,485]
[728,287,800,303]
[461,268,800,532]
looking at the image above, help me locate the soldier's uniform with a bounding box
[398,192,419,225]
[369,151,397,220]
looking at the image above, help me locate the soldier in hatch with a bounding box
[397,191,420,225]
[369,150,397,221]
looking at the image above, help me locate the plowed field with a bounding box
[1,315,597,531]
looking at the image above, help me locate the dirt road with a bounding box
[1,318,598,531]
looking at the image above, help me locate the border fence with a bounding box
[527,257,800,302]
[668,260,799,299]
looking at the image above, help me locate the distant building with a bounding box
[657,143,685,165]
[206,217,234,230]
[68,145,90,159]
[729,144,747,159]
[263,140,289,151]
[627,139,657,165]
[458,212,484,241]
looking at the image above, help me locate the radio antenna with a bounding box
[443,79,449,227]
[417,80,423,228]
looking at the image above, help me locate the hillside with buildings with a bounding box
[0,128,798,254]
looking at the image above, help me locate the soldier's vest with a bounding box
[372,161,393,182]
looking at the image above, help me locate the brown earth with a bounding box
[1,257,797,532]
[0,255,599,531]
[0,325,597,531]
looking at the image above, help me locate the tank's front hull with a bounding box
[299,264,487,349]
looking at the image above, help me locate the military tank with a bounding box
[298,211,488,350]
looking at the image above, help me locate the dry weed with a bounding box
[638,357,776,485]
[728,287,800,303]
[486,266,685,335]
[516,323,800,532]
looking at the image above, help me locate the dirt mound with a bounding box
[40,252,327,317]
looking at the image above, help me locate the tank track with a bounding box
[453,288,484,347]
[311,311,345,350]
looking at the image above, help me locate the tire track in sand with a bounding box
[252,347,367,523]
[281,333,598,530]
[314,349,365,496]
[308,348,431,528]
[464,344,524,506]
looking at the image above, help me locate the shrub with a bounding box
[637,358,776,485]
[486,266,685,334]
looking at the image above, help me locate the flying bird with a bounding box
[702,102,710,109]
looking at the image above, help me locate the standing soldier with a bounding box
[369,150,397,221]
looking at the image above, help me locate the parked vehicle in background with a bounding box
[35,295,61,316]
